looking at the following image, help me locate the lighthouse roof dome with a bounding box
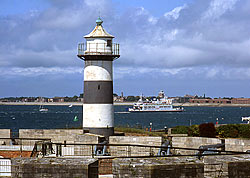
[84,17,114,38]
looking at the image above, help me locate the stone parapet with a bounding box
[225,138,250,152]
[112,157,204,178]
[109,136,162,156]
[11,158,98,178]
[172,136,222,155]
[19,129,83,144]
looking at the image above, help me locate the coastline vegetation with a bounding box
[64,123,250,138]
[114,127,165,137]
[172,123,250,138]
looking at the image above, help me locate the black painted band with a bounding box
[77,54,120,61]
[83,127,114,138]
[84,81,113,104]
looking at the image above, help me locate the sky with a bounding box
[0,0,250,98]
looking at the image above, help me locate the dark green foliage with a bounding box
[217,124,239,138]
[126,96,140,101]
[199,123,216,138]
[217,124,250,138]
[171,126,189,134]
[188,125,200,136]
[238,124,250,138]
[172,124,250,138]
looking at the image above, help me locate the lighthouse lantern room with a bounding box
[77,17,120,138]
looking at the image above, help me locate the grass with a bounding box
[114,127,165,137]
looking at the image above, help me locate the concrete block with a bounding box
[11,157,98,178]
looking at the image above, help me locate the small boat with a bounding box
[242,116,250,124]
[128,92,184,112]
[39,105,48,112]
[69,104,73,108]
[73,116,78,122]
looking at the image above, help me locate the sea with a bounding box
[0,105,250,134]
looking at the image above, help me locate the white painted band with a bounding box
[83,104,114,128]
[84,61,113,81]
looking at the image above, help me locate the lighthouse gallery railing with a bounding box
[78,43,120,56]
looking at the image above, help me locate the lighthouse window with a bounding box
[107,40,112,47]
[98,85,100,90]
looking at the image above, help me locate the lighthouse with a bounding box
[77,17,120,137]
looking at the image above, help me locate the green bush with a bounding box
[199,123,216,138]
[171,126,189,134]
[217,124,239,138]
[188,125,199,136]
[237,124,250,138]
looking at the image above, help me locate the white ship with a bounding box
[128,92,184,112]
[39,105,48,112]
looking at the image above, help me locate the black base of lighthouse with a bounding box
[83,127,114,138]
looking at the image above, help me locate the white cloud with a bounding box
[0,67,83,77]
[1,0,250,81]
[202,0,239,20]
[164,4,187,20]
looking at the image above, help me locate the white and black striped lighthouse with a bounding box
[77,17,120,137]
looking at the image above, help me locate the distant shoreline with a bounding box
[1,102,250,107]
[0,102,134,106]
[174,103,250,107]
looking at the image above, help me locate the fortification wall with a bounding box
[11,158,98,178]
[171,136,222,154]
[109,136,162,156]
[112,157,204,178]
[19,129,83,143]
[225,138,250,152]
[0,129,10,139]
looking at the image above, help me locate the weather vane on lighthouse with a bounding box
[77,17,120,137]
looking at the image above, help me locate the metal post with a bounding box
[20,139,22,154]
[59,144,62,156]
[91,145,94,158]
[56,144,58,157]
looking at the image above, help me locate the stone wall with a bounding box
[109,136,162,156]
[19,129,83,143]
[11,158,98,178]
[171,136,222,155]
[0,129,10,139]
[112,157,204,178]
[225,138,250,152]
[74,133,105,156]
[203,155,250,178]
[228,161,250,178]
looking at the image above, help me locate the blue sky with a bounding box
[0,0,250,98]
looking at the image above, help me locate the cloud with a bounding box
[164,4,187,20]
[202,0,239,20]
[0,0,250,82]
[0,67,83,77]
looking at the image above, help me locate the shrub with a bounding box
[235,124,250,138]
[188,125,199,137]
[199,123,216,138]
[217,124,239,138]
[171,126,189,134]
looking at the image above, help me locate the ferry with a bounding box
[128,93,184,112]
[242,116,250,124]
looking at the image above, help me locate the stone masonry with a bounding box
[109,136,162,156]
[11,158,98,178]
[112,157,204,178]
[19,129,83,145]
[171,137,222,155]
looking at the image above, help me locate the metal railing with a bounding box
[33,142,250,159]
[78,43,120,56]
[0,138,51,158]
[0,158,11,177]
